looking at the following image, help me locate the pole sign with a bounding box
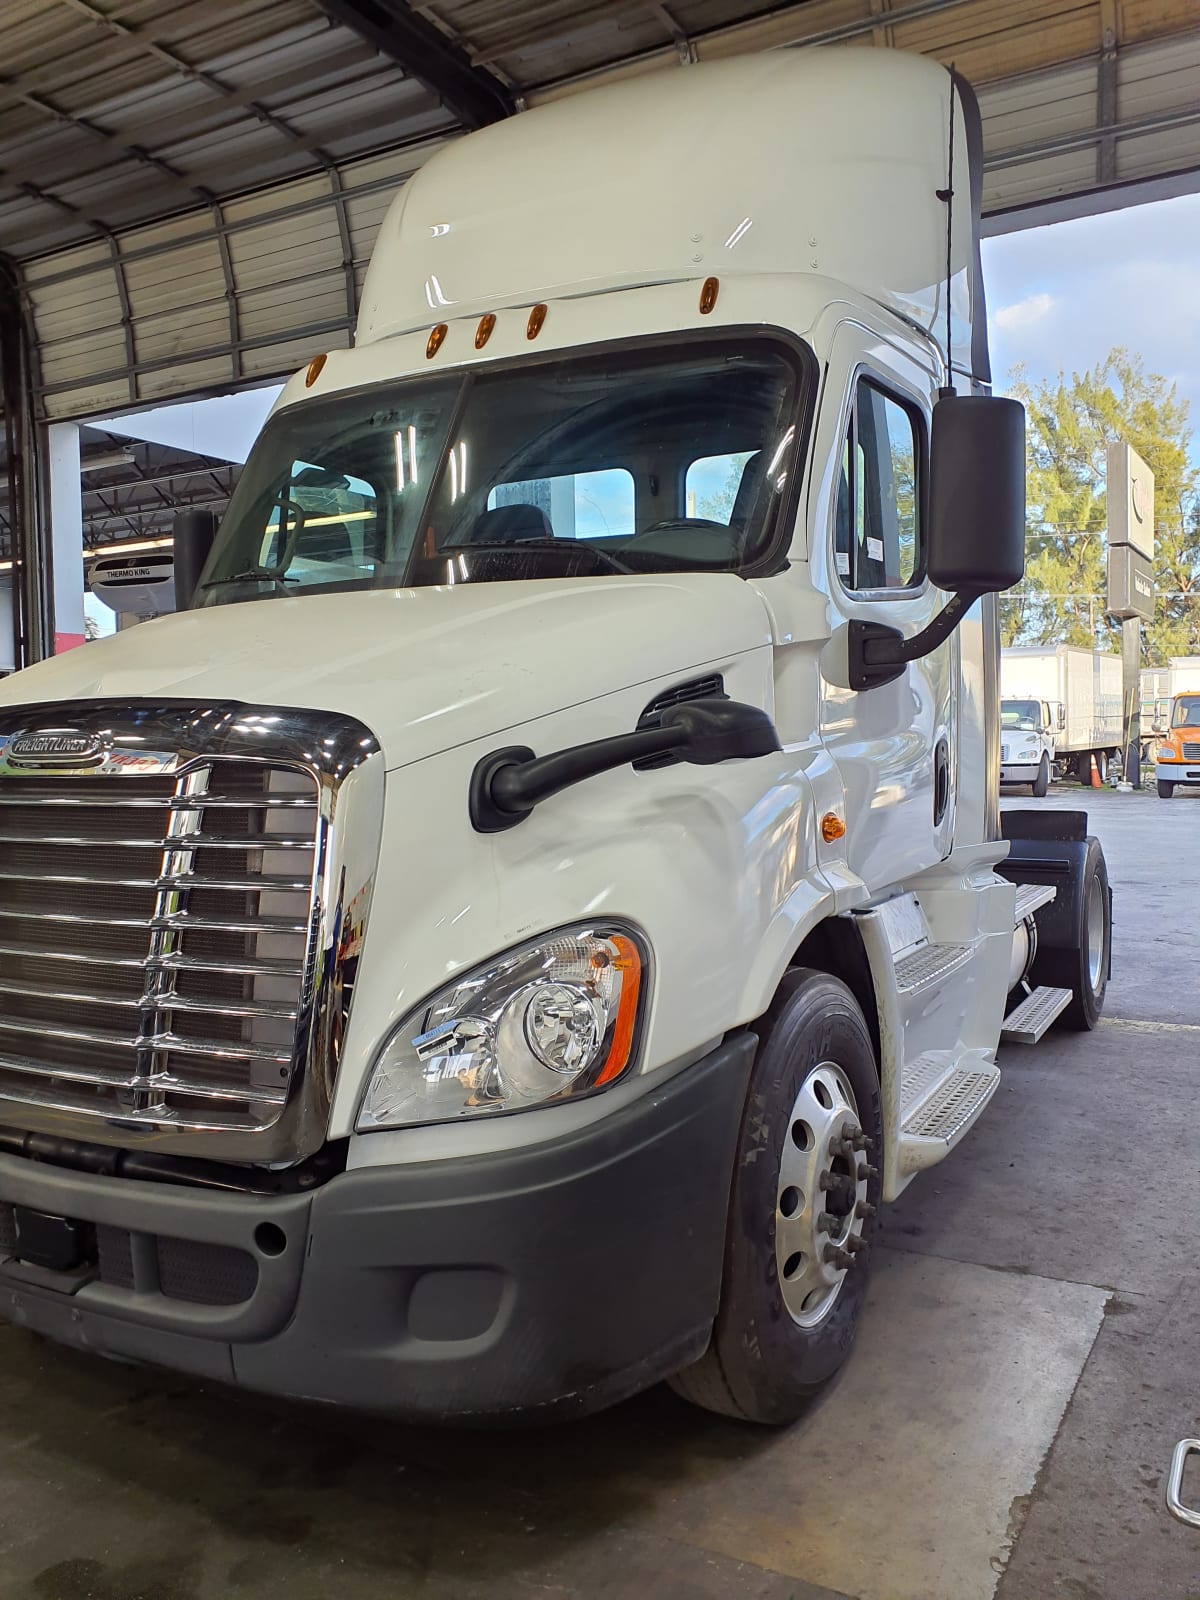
[1106,442,1155,620]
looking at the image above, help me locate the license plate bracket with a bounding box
[12,1206,94,1272]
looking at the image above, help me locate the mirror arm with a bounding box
[470,727,687,833]
[848,589,983,691]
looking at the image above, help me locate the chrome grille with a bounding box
[1182,742,1200,761]
[0,759,319,1139]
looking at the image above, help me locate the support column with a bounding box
[47,421,85,653]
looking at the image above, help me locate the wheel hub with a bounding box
[775,1061,875,1327]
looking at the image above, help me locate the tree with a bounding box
[1000,350,1200,662]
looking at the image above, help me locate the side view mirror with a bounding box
[173,508,219,610]
[925,393,1026,593]
[1057,705,1067,731]
[848,393,1026,690]
[470,699,781,832]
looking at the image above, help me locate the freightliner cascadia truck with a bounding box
[0,50,1110,1424]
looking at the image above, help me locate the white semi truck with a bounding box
[0,50,1110,1425]
[1001,645,1124,788]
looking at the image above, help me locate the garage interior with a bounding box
[0,4,1198,1598]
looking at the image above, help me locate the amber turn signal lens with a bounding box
[304,353,327,387]
[699,276,720,315]
[426,323,448,359]
[526,303,547,340]
[821,812,846,843]
[593,933,642,1087]
[475,313,496,349]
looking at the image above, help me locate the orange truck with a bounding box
[1155,692,1200,798]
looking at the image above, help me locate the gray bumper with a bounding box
[1000,762,1041,785]
[0,1034,755,1420]
[1156,764,1200,785]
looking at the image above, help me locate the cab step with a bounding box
[896,1048,1001,1179]
[1014,881,1056,921]
[894,940,972,994]
[1000,984,1072,1044]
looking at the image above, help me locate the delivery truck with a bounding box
[0,50,1110,1425]
[1142,658,1200,737]
[1001,645,1123,787]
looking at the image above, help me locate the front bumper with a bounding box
[1000,760,1042,785]
[1156,763,1200,786]
[0,1033,755,1421]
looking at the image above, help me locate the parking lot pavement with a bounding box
[0,787,1197,1600]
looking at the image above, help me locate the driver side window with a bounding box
[833,378,923,593]
[260,461,379,580]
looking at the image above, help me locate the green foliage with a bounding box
[1001,350,1200,663]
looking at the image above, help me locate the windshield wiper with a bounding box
[201,568,300,590]
[439,538,634,576]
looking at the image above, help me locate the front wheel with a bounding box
[1033,755,1050,797]
[668,969,882,1424]
[1158,780,1175,799]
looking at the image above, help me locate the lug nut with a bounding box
[851,1132,871,1152]
[816,1211,840,1234]
[855,1200,877,1219]
[857,1163,879,1181]
[845,1235,867,1254]
[823,1245,854,1269]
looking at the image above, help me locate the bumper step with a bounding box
[1001,985,1072,1044]
[901,1065,1000,1142]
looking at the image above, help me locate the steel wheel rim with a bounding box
[1086,873,1105,991]
[775,1060,870,1328]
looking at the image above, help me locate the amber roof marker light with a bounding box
[475,313,496,350]
[527,303,547,340]
[699,277,720,315]
[427,323,448,359]
[304,353,327,387]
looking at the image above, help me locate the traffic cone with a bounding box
[1089,754,1101,789]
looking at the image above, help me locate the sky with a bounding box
[982,190,1200,457]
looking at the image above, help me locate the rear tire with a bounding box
[668,968,882,1424]
[1032,755,1050,797]
[1158,780,1175,799]
[1033,838,1110,1030]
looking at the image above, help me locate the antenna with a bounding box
[936,68,957,397]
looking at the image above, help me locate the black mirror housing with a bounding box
[927,393,1025,594]
[172,508,219,610]
[662,698,781,764]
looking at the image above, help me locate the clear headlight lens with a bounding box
[1159,745,1178,761]
[357,925,647,1131]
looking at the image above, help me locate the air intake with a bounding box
[634,675,726,771]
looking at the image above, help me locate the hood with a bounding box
[4,577,771,768]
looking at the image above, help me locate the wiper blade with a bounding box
[439,538,633,576]
[200,569,298,589]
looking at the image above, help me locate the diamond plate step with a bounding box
[1014,882,1056,921]
[894,941,972,993]
[902,1067,1000,1141]
[1000,985,1072,1044]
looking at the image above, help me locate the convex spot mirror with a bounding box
[926,393,1026,595]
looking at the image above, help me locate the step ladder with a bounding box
[1001,984,1072,1043]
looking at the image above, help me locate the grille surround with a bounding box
[0,701,381,1164]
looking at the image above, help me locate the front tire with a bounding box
[668,968,882,1424]
[1158,780,1175,799]
[1033,755,1050,797]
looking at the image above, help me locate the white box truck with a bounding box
[1142,658,1200,735]
[0,51,1110,1425]
[1001,645,1124,787]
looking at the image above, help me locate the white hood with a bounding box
[4,576,772,767]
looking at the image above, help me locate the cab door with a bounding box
[817,323,956,892]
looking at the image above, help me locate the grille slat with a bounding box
[0,756,318,1138]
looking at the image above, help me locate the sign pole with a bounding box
[1122,616,1141,789]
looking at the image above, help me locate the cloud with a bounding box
[994,292,1055,334]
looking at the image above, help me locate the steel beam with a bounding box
[315,0,515,128]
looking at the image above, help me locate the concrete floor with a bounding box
[2,786,1199,1600]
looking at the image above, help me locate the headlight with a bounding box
[1159,745,1178,762]
[357,925,647,1131]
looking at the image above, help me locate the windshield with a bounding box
[198,337,806,605]
[1172,696,1200,727]
[1001,700,1042,731]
